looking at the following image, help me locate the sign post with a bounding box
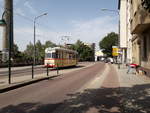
[112,46,119,57]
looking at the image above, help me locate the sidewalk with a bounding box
[116,64,150,87]
[115,64,150,113]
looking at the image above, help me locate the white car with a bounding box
[108,57,114,64]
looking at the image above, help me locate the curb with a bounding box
[0,75,61,93]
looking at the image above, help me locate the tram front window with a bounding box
[45,53,51,58]
[52,52,56,58]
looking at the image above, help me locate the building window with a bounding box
[143,36,147,59]
[141,0,150,12]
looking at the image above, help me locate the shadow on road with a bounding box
[0,84,150,113]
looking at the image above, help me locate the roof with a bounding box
[45,47,78,54]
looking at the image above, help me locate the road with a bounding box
[1,62,149,113]
[0,63,149,113]
[0,63,110,113]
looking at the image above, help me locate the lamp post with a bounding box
[0,7,13,84]
[33,13,47,65]
[33,13,47,78]
[101,8,120,69]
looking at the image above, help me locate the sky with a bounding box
[0,0,119,51]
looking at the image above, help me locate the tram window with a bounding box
[73,54,75,59]
[69,54,73,59]
[45,53,51,58]
[52,53,56,58]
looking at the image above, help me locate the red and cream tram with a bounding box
[44,47,78,68]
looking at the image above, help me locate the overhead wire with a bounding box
[0,3,49,29]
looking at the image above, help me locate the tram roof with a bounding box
[45,47,78,54]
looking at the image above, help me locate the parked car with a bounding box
[105,57,114,64]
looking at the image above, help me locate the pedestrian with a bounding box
[127,63,138,74]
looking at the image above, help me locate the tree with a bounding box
[35,40,45,62]
[13,43,19,57]
[24,42,34,60]
[69,40,94,61]
[24,40,57,64]
[99,32,118,57]
[44,41,57,48]
[12,44,28,63]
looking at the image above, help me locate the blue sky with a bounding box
[0,0,119,51]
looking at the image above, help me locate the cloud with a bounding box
[24,1,37,15]
[15,8,26,16]
[70,16,118,49]
[14,0,20,6]
[0,16,117,51]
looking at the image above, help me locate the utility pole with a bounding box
[2,0,14,84]
[60,35,71,47]
[2,0,14,62]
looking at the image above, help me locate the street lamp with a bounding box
[0,9,13,84]
[32,13,47,78]
[33,13,47,66]
[101,8,119,14]
[101,8,120,69]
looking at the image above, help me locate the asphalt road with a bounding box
[0,62,106,113]
[1,62,147,113]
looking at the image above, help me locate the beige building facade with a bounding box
[126,0,133,63]
[119,0,128,63]
[130,0,150,71]
[119,0,150,74]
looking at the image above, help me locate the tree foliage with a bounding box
[69,40,94,61]
[44,41,57,48]
[99,32,118,57]
[1,40,57,65]
[12,43,30,63]
[24,40,57,63]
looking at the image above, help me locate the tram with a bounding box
[44,47,78,68]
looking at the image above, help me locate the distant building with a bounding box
[95,50,104,61]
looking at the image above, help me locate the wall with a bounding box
[120,0,127,48]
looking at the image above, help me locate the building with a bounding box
[95,50,104,61]
[118,0,128,64]
[126,0,133,64]
[130,0,150,73]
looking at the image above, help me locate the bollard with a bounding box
[47,64,49,76]
[32,63,34,79]
[57,63,59,75]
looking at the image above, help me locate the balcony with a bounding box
[131,8,150,34]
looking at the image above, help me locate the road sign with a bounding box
[112,46,119,56]
[0,19,6,26]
